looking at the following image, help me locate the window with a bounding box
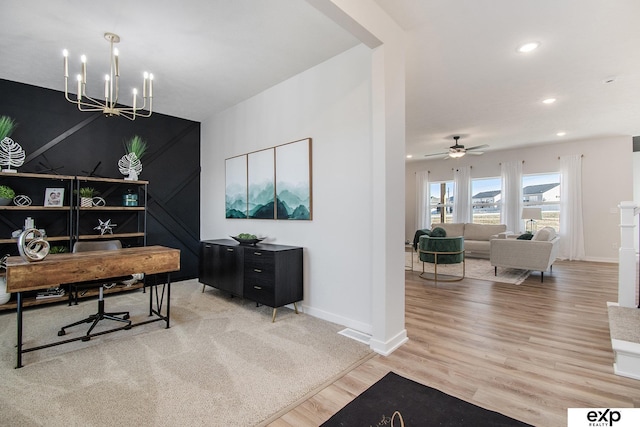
[471,177,501,224]
[429,181,454,224]
[522,173,560,231]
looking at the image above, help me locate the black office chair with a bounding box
[58,240,131,340]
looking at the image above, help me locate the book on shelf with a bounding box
[36,287,65,300]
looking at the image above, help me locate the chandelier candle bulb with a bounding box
[104,75,110,99]
[132,89,137,110]
[76,75,82,100]
[63,50,68,77]
[81,55,86,84]
[149,74,153,97]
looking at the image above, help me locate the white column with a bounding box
[308,0,408,354]
[618,201,638,307]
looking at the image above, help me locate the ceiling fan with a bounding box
[424,136,489,159]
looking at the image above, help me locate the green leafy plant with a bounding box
[0,185,15,199]
[123,135,148,160]
[76,187,98,198]
[0,116,17,140]
[49,246,68,254]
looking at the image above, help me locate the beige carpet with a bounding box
[608,305,640,344]
[0,279,372,426]
[406,252,530,285]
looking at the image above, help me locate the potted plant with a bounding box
[119,135,148,181]
[77,187,98,207]
[0,116,16,142]
[0,185,15,206]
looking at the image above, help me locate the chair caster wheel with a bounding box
[123,314,130,320]
[57,330,65,336]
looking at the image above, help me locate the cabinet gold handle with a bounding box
[254,252,262,256]
[226,248,234,252]
[254,286,262,290]
[254,269,262,273]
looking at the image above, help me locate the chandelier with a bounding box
[63,32,153,120]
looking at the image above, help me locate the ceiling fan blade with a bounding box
[466,144,489,151]
[424,152,449,158]
[466,151,484,155]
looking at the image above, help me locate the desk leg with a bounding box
[166,273,171,329]
[16,292,23,369]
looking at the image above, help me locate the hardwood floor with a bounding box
[266,260,640,427]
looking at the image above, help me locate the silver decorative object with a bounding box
[118,152,142,181]
[17,228,50,262]
[94,218,117,235]
[0,137,25,173]
[13,195,32,206]
[92,196,106,206]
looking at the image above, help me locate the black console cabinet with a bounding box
[199,239,303,320]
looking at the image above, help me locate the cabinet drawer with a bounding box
[244,249,274,265]
[244,283,275,307]
[244,267,275,290]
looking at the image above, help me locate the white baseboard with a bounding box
[612,339,640,380]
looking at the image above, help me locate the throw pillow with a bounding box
[430,227,447,237]
[517,233,534,240]
[532,227,552,241]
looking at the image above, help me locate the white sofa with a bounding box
[429,223,509,258]
[490,227,560,282]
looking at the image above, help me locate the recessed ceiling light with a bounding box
[542,98,556,104]
[406,154,413,159]
[517,42,540,53]
[556,131,566,136]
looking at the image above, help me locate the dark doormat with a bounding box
[321,372,532,426]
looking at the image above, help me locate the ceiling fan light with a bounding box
[449,151,465,158]
[517,42,540,53]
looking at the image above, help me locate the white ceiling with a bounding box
[2,1,640,159]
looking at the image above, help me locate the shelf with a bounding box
[76,176,149,185]
[76,232,145,240]
[0,172,75,181]
[0,206,71,211]
[78,206,145,211]
[0,281,145,311]
[0,236,70,244]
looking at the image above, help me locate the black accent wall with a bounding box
[0,79,200,280]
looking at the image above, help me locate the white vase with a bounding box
[0,276,10,305]
[81,197,92,207]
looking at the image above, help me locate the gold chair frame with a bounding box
[419,248,465,282]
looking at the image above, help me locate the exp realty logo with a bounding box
[568,408,640,427]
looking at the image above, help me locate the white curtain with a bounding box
[500,161,523,233]
[453,166,471,223]
[415,171,430,230]
[559,155,585,260]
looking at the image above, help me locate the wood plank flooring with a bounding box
[266,260,640,427]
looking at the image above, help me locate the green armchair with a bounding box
[418,234,465,282]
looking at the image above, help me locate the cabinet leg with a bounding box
[293,302,299,314]
[272,308,277,323]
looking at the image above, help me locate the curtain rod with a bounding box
[557,154,584,159]
[498,160,525,165]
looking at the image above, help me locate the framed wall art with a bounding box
[225,155,248,218]
[275,138,312,220]
[247,148,275,219]
[225,137,312,220]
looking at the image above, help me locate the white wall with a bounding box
[406,136,633,262]
[201,45,375,333]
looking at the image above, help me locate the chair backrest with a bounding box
[73,240,122,253]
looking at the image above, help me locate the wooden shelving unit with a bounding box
[0,173,148,311]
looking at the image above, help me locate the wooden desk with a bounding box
[5,245,181,368]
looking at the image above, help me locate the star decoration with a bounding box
[94,218,117,235]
